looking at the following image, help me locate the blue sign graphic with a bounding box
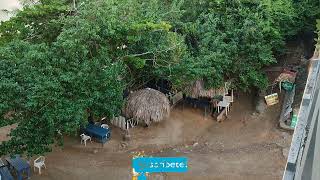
[132,157,188,179]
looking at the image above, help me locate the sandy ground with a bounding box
[16,94,292,180]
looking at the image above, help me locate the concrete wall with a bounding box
[283,59,320,180]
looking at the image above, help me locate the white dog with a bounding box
[80,133,92,146]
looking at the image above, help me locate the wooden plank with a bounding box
[216,108,227,122]
[170,92,183,106]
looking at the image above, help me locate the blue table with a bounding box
[5,155,30,180]
[84,124,111,144]
[0,159,14,180]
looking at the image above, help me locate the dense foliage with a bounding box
[0,0,70,45]
[159,0,298,90]
[292,0,320,34]
[0,0,319,156]
[316,19,320,52]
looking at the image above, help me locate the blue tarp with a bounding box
[0,166,14,180]
[84,124,111,144]
[5,155,30,180]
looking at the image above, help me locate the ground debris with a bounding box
[93,149,99,154]
[119,141,129,150]
[282,148,289,158]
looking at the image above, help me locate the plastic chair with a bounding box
[80,133,92,146]
[217,100,230,115]
[34,156,46,175]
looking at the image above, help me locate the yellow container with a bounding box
[264,93,279,106]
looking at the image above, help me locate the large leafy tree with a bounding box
[0,0,72,45]
[0,39,125,155]
[162,0,297,90]
[315,19,320,54]
[0,0,188,156]
[195,0,279,90]
[292,0,320,34]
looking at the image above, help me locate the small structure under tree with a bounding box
[184,80,234,121]
[188,80,227,99]
[124,88,170,126]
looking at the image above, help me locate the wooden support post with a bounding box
[231,89,234,102]
[204,107,207,120]
[225,106,228,116]
[182,100,185,111]
[279,81,282,93]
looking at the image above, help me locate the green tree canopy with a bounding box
[0,0,71,45]
[0,0,187,156]
[0,0,319,156]
[162,0,297,90]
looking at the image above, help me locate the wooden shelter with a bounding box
[184,80,234,121]
[124,88,170,126]
[187,80,230,99]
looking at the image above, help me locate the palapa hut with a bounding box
[124,88,170,126]
[184,80,234,119]
[187,80,230,99]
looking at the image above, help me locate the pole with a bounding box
[73,0,76,10]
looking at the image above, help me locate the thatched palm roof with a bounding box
[124,88,170,125]
[187,80,230,98]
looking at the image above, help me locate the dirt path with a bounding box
[28,94,291,180]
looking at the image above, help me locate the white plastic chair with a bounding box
[101,124,109,129]
[34,156,46,175]
[217,100,230,116]
[224,89,234,103]
[80,133,92,146]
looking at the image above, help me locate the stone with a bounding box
[282,148,289,158]
[256,99,267,114]
[150,174,165,180]
[123,133,131,141]
[282,132,290,139]
[120,142,128,148]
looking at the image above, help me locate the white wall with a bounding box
[0,0,22,21]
